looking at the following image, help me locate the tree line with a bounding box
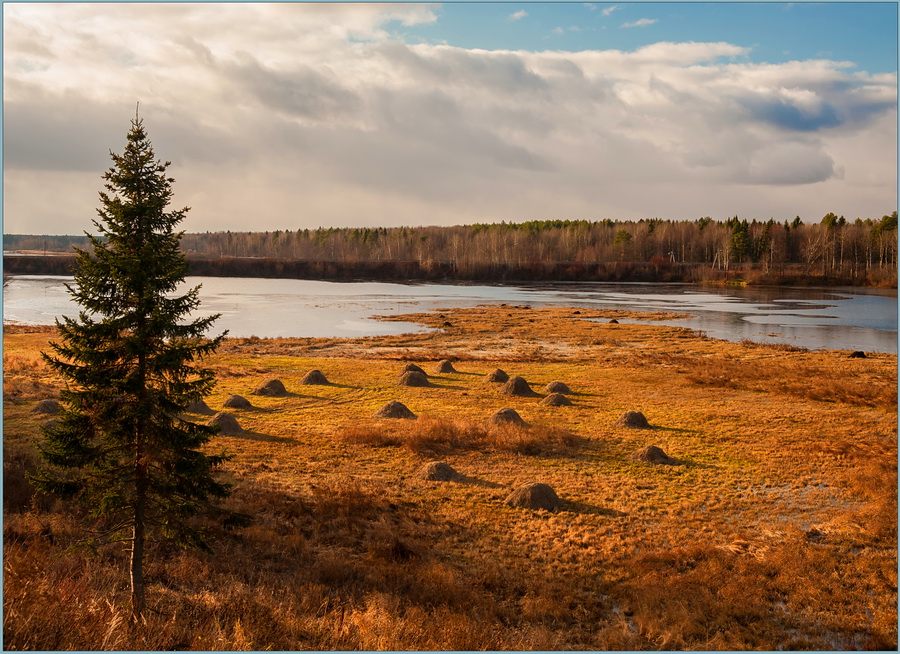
[6,213,897,284]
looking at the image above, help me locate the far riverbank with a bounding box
[4,253,897,288]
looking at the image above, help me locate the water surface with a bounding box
[3,275,896,353]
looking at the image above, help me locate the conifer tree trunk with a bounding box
[130,491,146,620]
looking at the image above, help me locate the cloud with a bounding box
[226,54,362,122]
[508,10,528,21]
[622,18,658,28]
[584,4,597,11]
[601,5,620,17]
[3,3,896,235]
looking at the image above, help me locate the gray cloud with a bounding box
[374,42,549,96]
[226,54,361,121]
[737,96,843,132]
[4,96,125,172]
[743,141,837,185]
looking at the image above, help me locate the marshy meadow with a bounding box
[3,304,897,650]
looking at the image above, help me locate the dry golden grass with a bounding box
[3,305,897,650]
[638,350,897,408]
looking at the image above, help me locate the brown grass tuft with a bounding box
[341,416,579,456]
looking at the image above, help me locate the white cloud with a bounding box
[601,5,620,17]
[584,4,597,11]
[3,3,896,234]
[551,26,565,36]
[508,10,528,21]
[622,18,658,28]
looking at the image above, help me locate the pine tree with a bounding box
[34,113,236,620]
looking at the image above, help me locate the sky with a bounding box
[3,2,898,236]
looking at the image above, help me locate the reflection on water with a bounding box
[3,275,897,353]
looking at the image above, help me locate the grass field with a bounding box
[3,306,897,650]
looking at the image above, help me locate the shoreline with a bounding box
[4,253,897,289]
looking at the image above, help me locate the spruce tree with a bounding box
[34,114,234,620]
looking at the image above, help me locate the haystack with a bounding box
[207,412,244,435]
[615,410,650,429]
[32,399,61,415]
[541,393,572,407]
[543,381,572,394]
[398,371,432,387]
[500,376,538,397]
[185,399,214,415]
[402,363,427,376]
[504,482,564,512]
[433,359,457,374]
[609,319,619,324]
[416,461,461,482]
[300,369,330,385]
[848,351,867,359]
[491,407,526,426]
[484,368,509,383]
[374,401,417,419]
[630,445,681,465]
[253,378,288,396]
[223,394,253,409]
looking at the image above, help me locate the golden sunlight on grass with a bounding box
[3,306,897,650]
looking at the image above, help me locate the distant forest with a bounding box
[5,213,897,286]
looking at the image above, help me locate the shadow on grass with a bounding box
[676,457,718,470]
[297,382,360,390]
[564,500,626,517]
[222,430,296,444]
[412,382,471,392]
[456,474,505,489]
[651,426,700,436]
[220,405,280,414]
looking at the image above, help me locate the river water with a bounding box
[3,275,897,353]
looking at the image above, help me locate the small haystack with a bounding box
[630,445,681,465]
[491,407,526,426]
[504,482,564,512]
[223,394,253,409]
[609,319,620,324]
[416,461,461,482]
[32,399,61,415]
[500,376,538,397]
[484,368,510,383]
[543,381,572,394]
[541,393,572,407]
[253,378,288,396]
[615,410,651,429]
[374,401,417,419]
[848,351,867,359]
[185,399,214,415]
[207,412,244,435]
[402,363,427,376]
[398,371,432,387]
[434,359,457,374]
[300,369,330,385]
